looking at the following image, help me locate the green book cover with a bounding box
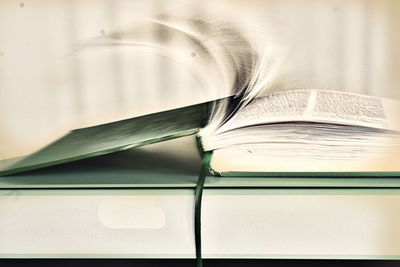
[0,100,214,176]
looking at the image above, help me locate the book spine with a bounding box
[195,136,221,177]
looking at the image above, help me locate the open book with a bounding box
[1,5,400,177]
[201,89,400,175]
[1,88,399,176]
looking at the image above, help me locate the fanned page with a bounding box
[0,2,260,174]
[200,90,400,175]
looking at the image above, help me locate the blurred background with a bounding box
[0,0,399,160]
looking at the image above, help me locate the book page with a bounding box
[214,89,400,135]
[203,89,400,173]
[309,90,400,131]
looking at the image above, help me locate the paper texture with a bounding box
[215,89,400,135]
